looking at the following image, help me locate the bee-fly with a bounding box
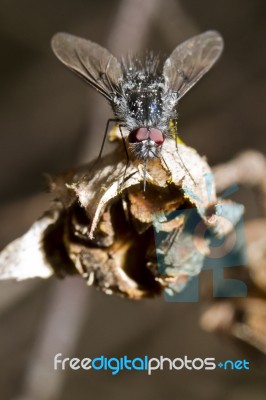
[51,31,223,188]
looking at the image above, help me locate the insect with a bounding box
[51,30,223,188]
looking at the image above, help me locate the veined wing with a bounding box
[51,32,123,100]
[163,31,224,100]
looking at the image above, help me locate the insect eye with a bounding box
[128,128,149,143]
[149,128,164,145]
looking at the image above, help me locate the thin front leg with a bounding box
[96,118,120,162]
[160,153,172,184]
[174,130,196,185]
[118,125,130,192]
[88,118,120,177]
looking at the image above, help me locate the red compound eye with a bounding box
[149,128,164,145]
[128,128,149,143]
[128,127,164,145]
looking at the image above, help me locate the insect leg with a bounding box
[89,118,120,175]
[84,118,121,184]
[98,118,120,160]
[160,153,173,183]
[173,126,196,185]
[148,148,172,186]
[118,125,130,192]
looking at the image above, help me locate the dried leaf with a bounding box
[0,210,58,280]
[0,136,243,299]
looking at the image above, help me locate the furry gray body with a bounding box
[111,60,179,159]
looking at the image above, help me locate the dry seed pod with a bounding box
[0,135,243,299]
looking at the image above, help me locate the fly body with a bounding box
[112,57,178,160]
[51,30,223,167]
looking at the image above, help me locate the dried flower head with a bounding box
[0,129,243,299]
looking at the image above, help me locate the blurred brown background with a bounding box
[0,0,266,399]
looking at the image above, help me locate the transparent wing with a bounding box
[51,32,123,100]
[163,31,224,99]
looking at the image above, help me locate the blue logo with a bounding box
[153,174,248,302]
[217,359,250,370]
